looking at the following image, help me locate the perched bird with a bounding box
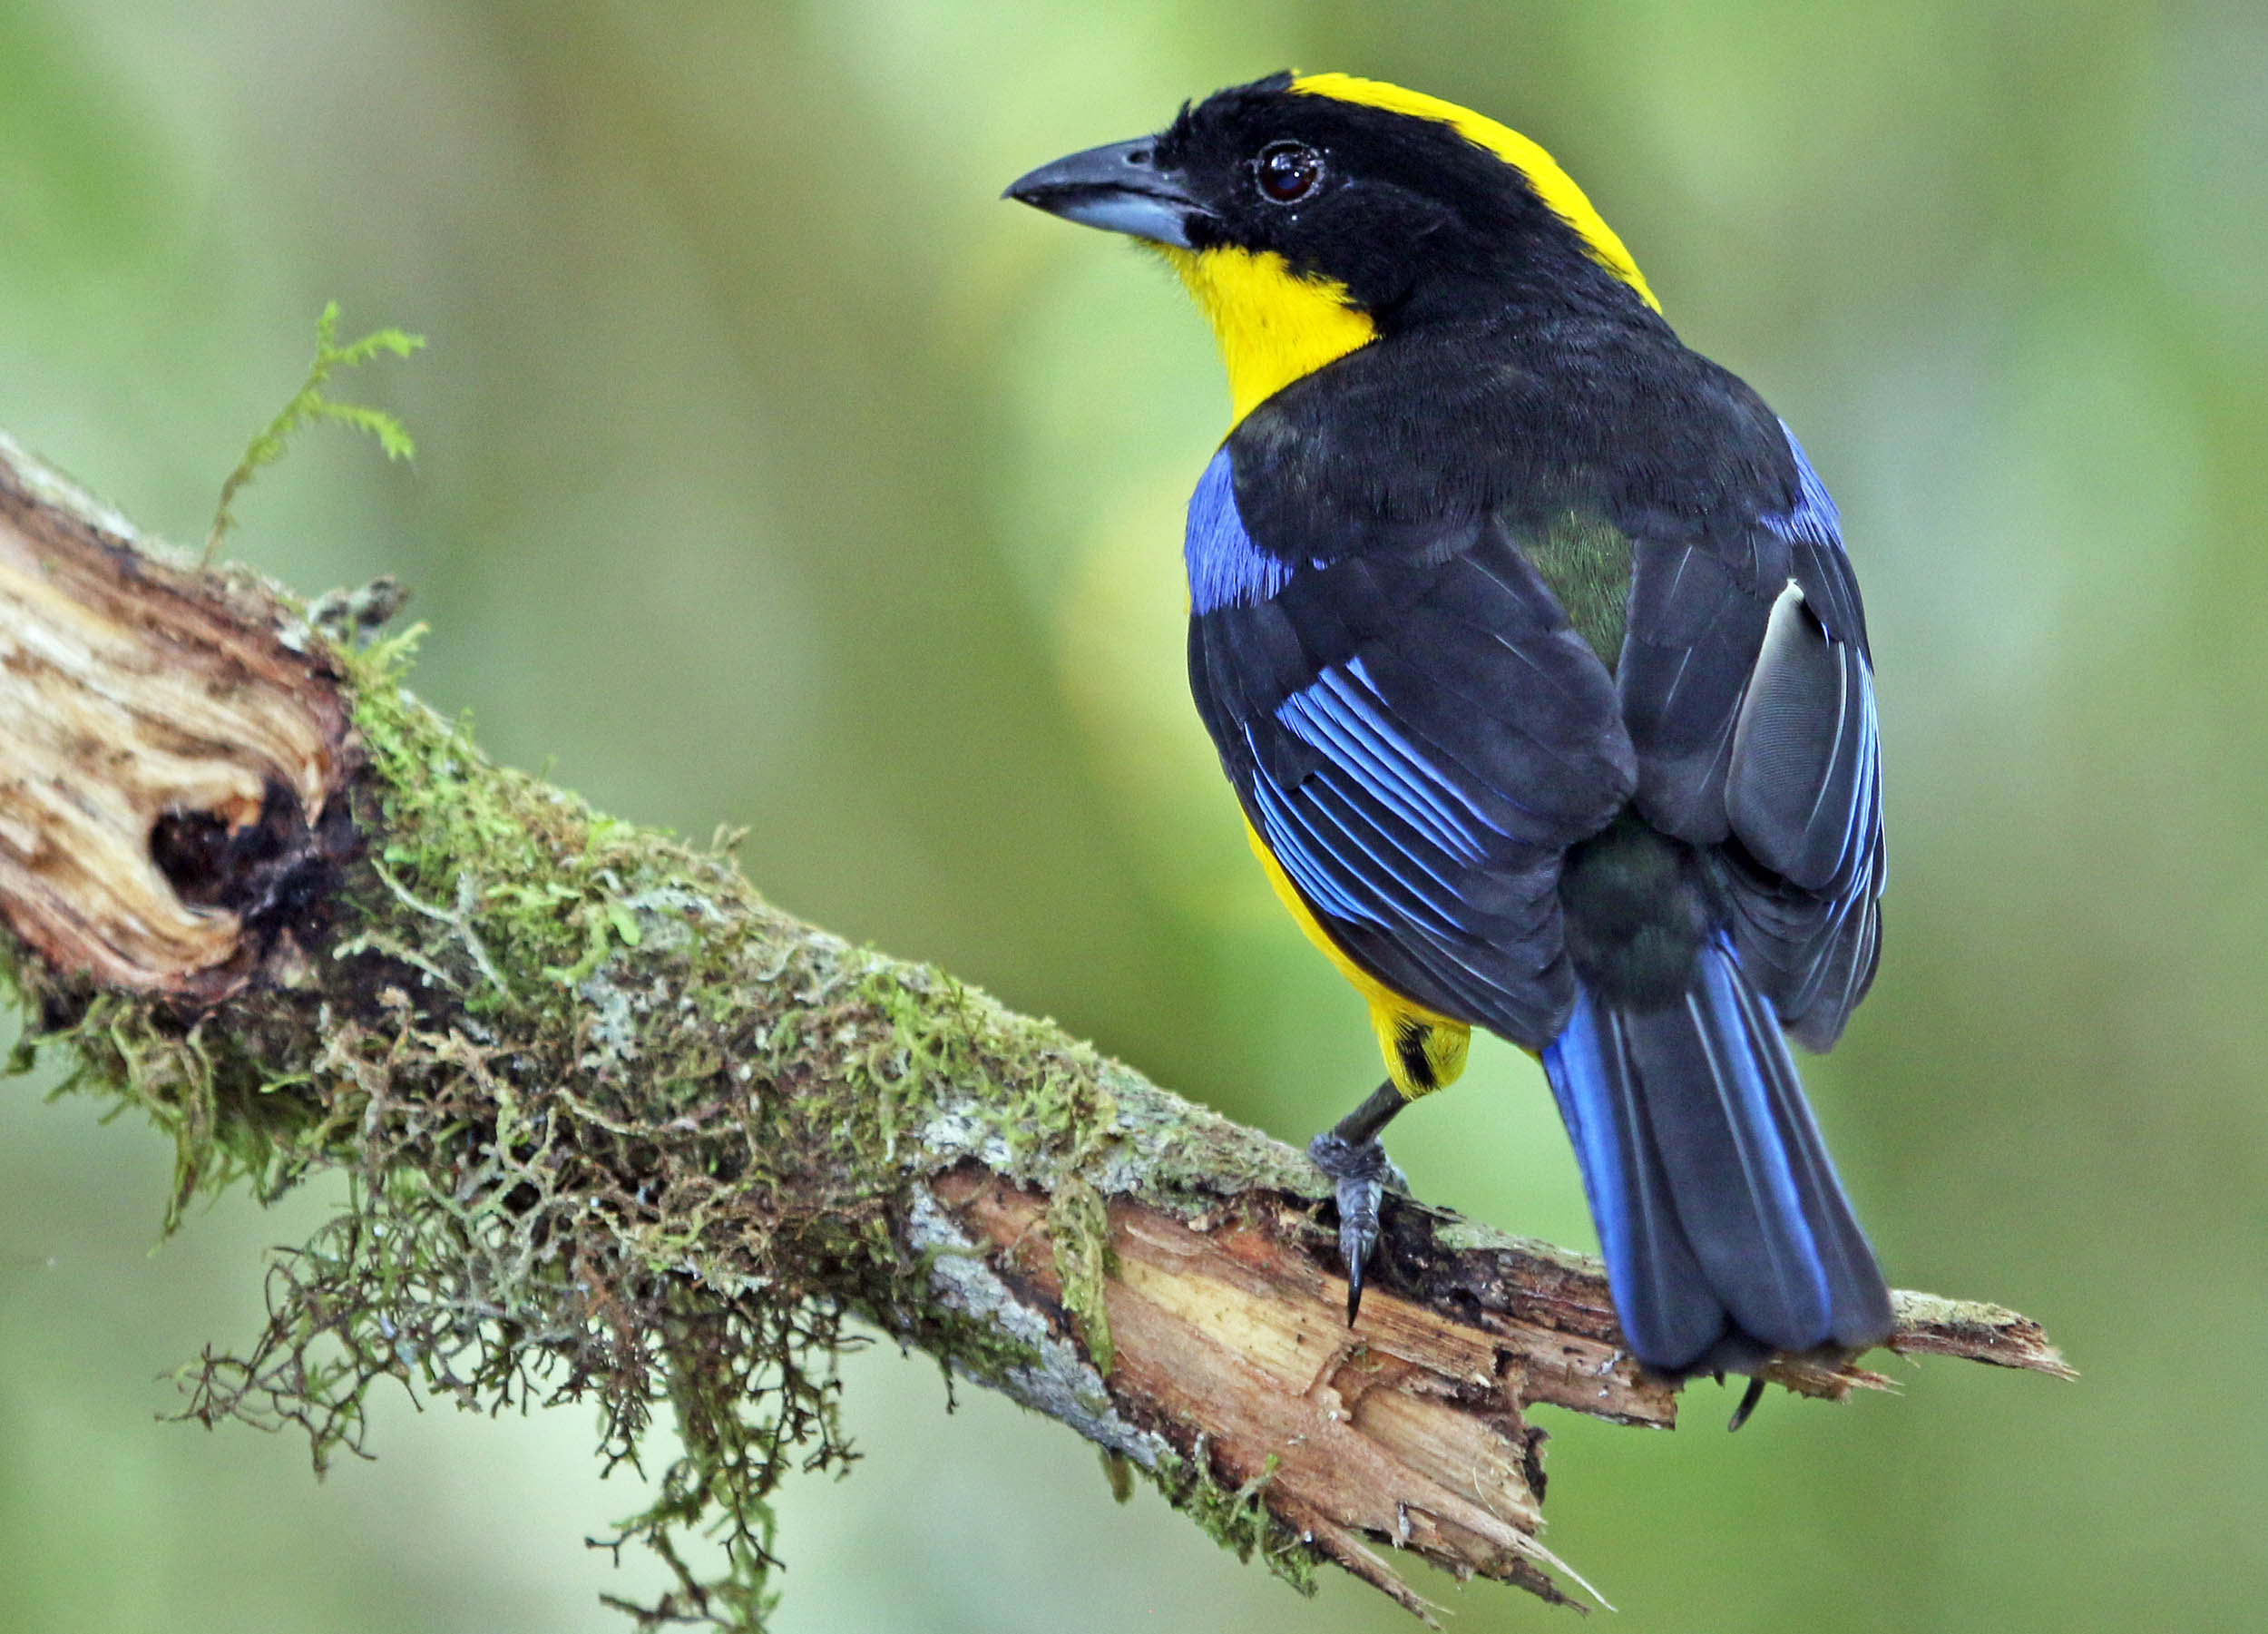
[1007,73,1894,1386]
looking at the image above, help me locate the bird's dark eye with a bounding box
[1255,141,1324,204]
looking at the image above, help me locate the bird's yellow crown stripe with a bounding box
[1164,75,1660,426]
[1294,73,1660,313]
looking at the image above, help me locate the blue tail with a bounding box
[1541,935,1892,1375]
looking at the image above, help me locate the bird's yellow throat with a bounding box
[1161,73,1659,427]
[1157,245,1375,425]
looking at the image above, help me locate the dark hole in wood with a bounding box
[147,779,358,956]
[150,780,298,910]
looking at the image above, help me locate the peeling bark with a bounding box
[0,427,2070,1625]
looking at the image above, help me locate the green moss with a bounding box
[5,964,352,1233]
[1149,1446,1318,1596]
[345,623,646,1024]
[1047,1178,1118,1375]
[1100,1449,1136,1505]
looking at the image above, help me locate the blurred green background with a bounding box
[4,1,2264,1629]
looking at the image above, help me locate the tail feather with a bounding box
[1542,936,1892,1374]
[1544,989,1725,1367]
[1724,963,1894,1350]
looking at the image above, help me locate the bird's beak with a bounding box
[1004,138,1209,249]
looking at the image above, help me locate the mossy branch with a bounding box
[0,428,2069,1630]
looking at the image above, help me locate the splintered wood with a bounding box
[940,1170,1625,1613]
[934,1168,2070,1617]
[0,434,352,998]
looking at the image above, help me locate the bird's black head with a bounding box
[1007,73,1659,392]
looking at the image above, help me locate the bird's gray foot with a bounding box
[1309,1130,1392,1323]
[1308,1080,1411,1325]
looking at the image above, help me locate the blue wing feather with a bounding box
[1185,448,1294,614]
[1275,658,1504,865]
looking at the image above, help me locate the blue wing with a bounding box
[1184,448,1637,1048]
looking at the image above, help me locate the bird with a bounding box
[1006,72,1894,1388]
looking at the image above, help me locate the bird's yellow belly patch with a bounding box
[1244,819,1471,1099]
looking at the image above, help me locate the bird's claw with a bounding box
[1727,1375,1768,1433]
[1309,1130,1392,1325]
